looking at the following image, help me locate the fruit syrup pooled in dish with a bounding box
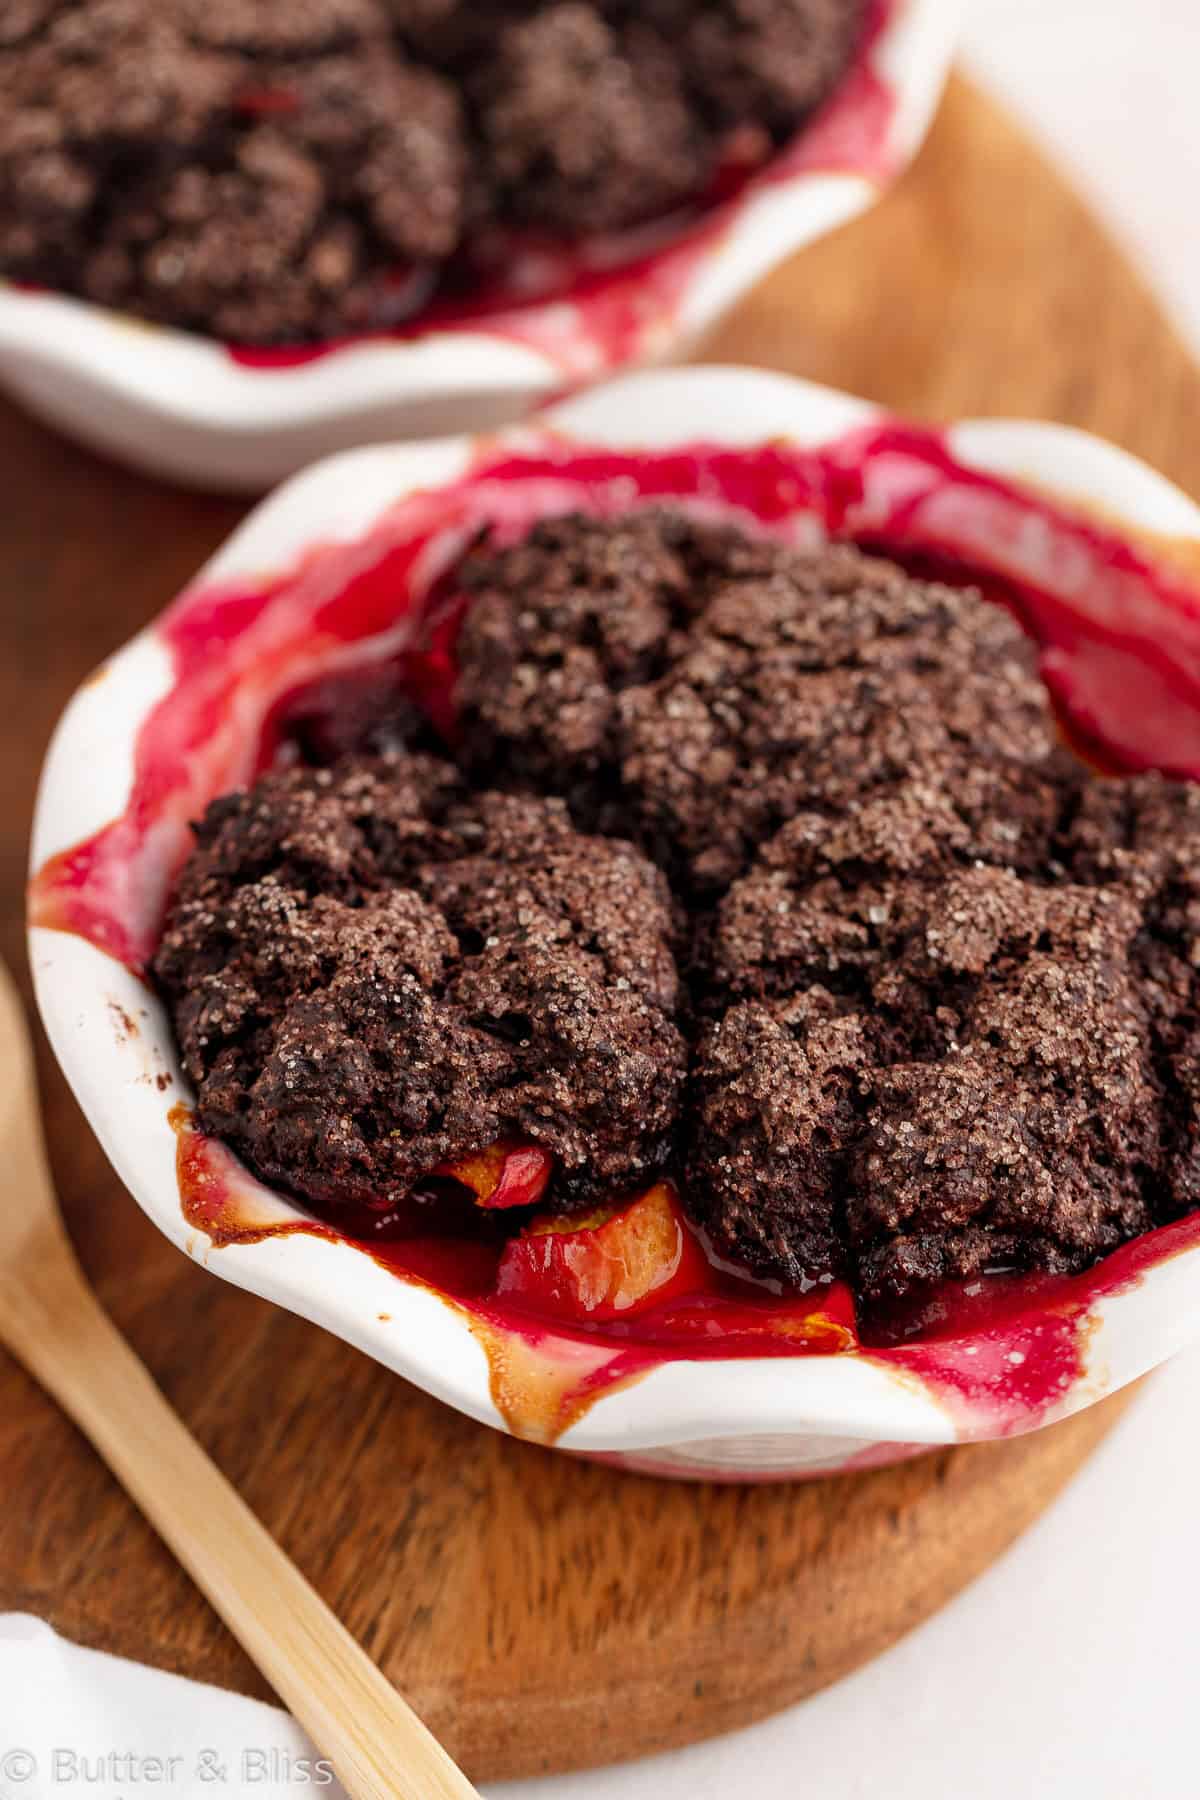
[31,432,1200,1440]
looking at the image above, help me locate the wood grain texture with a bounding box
[0,970,479,1800]
[0,73,1193,1781]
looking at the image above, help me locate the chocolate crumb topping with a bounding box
[157,511,1200,1307]
[457,516,1055,893]
[154,755,686,1213]
[0,0,868,343]
[689,845,1174,1298]
[474,5,702,238]
[455,509,762,807]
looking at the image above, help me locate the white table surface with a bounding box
[965,0,1200,355]
[7,6,1200,1796]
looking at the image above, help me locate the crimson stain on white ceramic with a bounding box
[31,425,1200,1445]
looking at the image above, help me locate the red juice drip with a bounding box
[225,0,897,379]
[32,424,1200,1444]
[168,1104,859,1444]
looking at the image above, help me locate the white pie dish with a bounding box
[0,0,957,493]
[28,365,1200,1481]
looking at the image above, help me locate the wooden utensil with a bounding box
[0,960,478,1800]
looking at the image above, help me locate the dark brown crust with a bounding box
[455,509,760,811]
[457,514,1057,893]
[153,756,686,1213]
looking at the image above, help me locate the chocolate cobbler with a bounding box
[0,0,869,343]
[155,510,1200,1317]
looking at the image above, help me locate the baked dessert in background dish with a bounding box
[0,0,869,345]
[155,509,1200,1316]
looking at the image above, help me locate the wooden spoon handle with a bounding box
[5,1247,478,1800]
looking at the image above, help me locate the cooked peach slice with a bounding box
[765,1280,857,1352]
[496,1181,706,1321]
[437,1141,553,1210]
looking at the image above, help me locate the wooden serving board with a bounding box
[0,73,1194,1781]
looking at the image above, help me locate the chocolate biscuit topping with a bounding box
[157,512,1200,1306]
[455,509,756,808]
[457,517,1054,892]
[153,755,686,1213]
[687,802,1190,1299]
[0,0,868,342]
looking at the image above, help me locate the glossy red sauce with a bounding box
[226,0,897,379]
[31,424,1200,1446]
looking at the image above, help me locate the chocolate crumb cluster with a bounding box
[688,802,1187,1301]
[158,510,1200,1306]
[0,0,868,344]
[456,515,1055,892]
[153,755,686,1211]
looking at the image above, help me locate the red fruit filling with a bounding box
[438,1142,554,1211]
[494,1183,707,1322]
